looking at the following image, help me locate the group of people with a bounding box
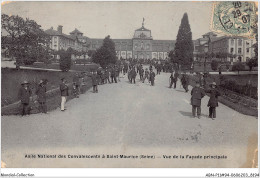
[127,64,156,86]
[18,79,48,115]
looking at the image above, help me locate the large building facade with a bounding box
[88,23,175,60]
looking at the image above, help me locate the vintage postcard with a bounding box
[1,0,258,174]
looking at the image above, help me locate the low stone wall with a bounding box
[1,80,92,116]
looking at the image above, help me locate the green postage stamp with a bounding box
[211,1,258,37]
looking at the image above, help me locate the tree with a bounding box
[232,62,245,74]
[1,14,51,67]
[92,35,117,68]
[174,13,193,69]
[211,59,218,71]
[247,58,257,71]
[59,48,73,72]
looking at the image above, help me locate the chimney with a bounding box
[57,25,63,34]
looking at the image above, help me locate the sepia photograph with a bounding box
[1,0,258,173]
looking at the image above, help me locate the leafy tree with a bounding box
[174,13,193,69]
[232,62,245,74]
[92,35,117,68]
[59,48,73,72]
[247,58,257,71]
[1,14,50,67]
[211,59,218,71]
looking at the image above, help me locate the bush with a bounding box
[211,60,218,71]
[232,62,245,74]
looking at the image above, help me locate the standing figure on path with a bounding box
[149,64,153,72]
[181,72,189,92]
[130,68,137,84]
[173,71,179,89]
[115,65,120,82]
[169,73,174,88]
[60,78,69,111]
[18,80,32,116]
[110,67,117,83]
[150,69,156,86]
[143,68,150,83]
[73,73,80,97]
[205,82,221,120]
[97,67,102,85]
[90,71,99,93]
[190,82,205,119]
[104,67,110,84]
[139,65,144,81]
[36,80,47,114]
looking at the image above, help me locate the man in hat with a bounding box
[130,67,137,84]
[143,68,150,83]
[60,78,69,111]
[104,67,110,84]
[110,67,117,83]
[190,82,205,119]
[91,71,99,93]
[181,72,189,92]
[18,80,32,116]
[36,79,47,114]
[139,65,144,81]
[150,69,156,86]
[173,71,179,89]
[205,82,221,120]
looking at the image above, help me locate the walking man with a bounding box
[91,71,99,93]
[143,68,150,83]
[60,78,69,111]
[110,67,117,83]
[169,72,174,88]
[130,68,137,84]
[190,82,205,119]
[181,72,189,92]
[173,71,179,89]
[36,79,47,114]
[18,80,32,116]
[150,69,156,86]
[139,65,144,81]
[205,82,221,120]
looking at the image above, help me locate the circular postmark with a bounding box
[211,1,257,37]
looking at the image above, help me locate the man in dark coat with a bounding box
[191,82,205,119]
[181,73,189,92]
[205,82,221,120]
[173,71,179,89]
[36,80,47,113]
[91,71,99,93]
[18,80,32,116]
[169,73,174,88]
[130,68,137,84]
[139,66,144,81]
[143,68,150,83]
[60,78,69,111]
[150,69,156,86]
[104,68,110,84]
[97,67,102,85]
[110,67,117,83]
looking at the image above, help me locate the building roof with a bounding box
[135,26,151,32]
[203,32,217,37]
[45,27,80,41]
[70,28,83,34]
[210,36,228,42]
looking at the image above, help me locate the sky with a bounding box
[2,1,213,40]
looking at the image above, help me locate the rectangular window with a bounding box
[230,48,234,53]
[238,39,242,46]
[231,39,234,45]
[246,48,250,53]
[238,48,242,54]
